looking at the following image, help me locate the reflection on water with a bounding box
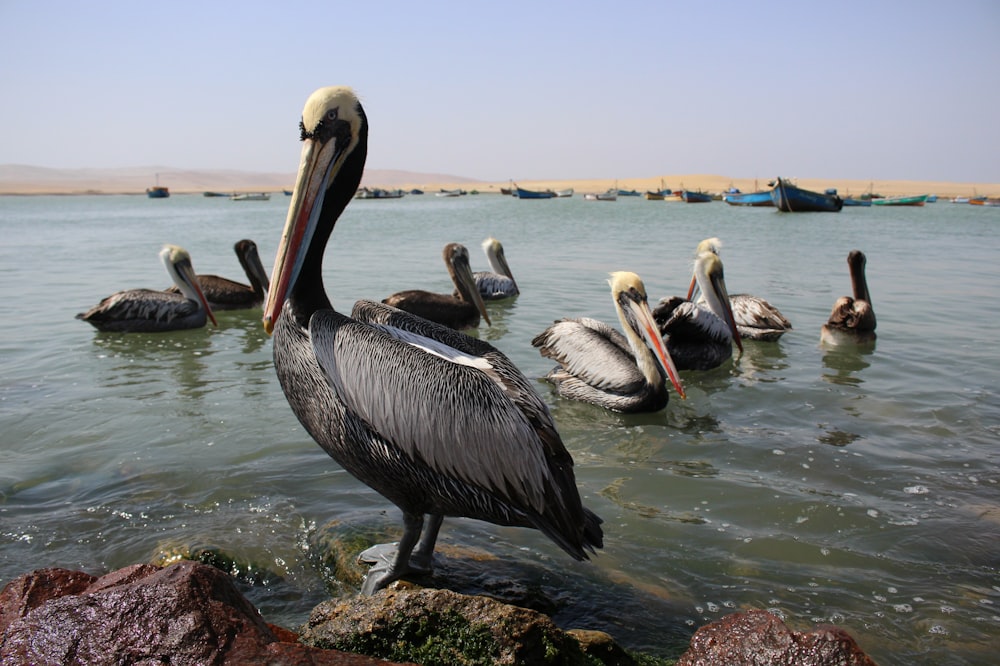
[821,341,875,386]
[91,329,213,401]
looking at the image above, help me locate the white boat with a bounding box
[230,192,270,201]
[584,189,617,201]
[555,188,574,198]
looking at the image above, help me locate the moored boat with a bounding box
[203,191,228,197]
[229,192,270,201]
[680,189,713,203]
[585,189,618,201]
[146,173,169,198]
[842,197,872,207]
[722,188,773,207]
[870,194,929,206]
[555,188,574,197]
[770,177,843,212]
[515,186,556,199]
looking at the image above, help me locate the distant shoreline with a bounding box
[0,165,996,198]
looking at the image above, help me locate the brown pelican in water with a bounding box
[77,245,218,333]
[821,250,876,345]
[473,237,519,299]
[382,242,491,330]
[688,238,792,341]
[263,86,602,594]
[654,251,742,371]
[164,239,270,310]
[532,272,686,413]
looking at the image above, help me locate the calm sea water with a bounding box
[1,192,998,664]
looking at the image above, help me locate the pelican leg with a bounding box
[358,512,423,595]
[408,513,443,574]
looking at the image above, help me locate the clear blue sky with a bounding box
[2,1,998,182]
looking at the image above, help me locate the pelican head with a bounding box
[264,86,367,334]
[687,237,723,299]
[482,237,519,294]
[689,252,742,353]
[446,242,491,326]
[235,239,270,294]
[609,271,685,399]
[160,245,217,326]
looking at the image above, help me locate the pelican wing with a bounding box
[78,289,199,325]
[473,272,517,299]
[533,317,645,394]
[309,307,556,515]
[730,293,792,331]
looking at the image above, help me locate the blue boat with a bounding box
[515,186,555,199]
[770,178,843,212]
[146,186,169,199]
[842,197,872,207]
[723,188,773,207]
[680,189,713,203]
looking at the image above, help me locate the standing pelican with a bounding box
[688,238,791,341]
[77,245,218,333]
[532,272,685,413]
[382,243,491,330]
[821,250,876,345]
[473,237,519,299]
[264,86,602,594]
[654,251,742,371]
[165,239,270,310]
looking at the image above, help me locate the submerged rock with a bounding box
[299,585,641,665]
[677,609,878,666]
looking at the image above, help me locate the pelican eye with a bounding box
[300,108,342,142]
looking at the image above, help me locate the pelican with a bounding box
[382,243,491,330]
[264,86,602,594]
[77,245,218,333]
[821,250,876,345]
[473,237,519,299]
[688,238,791,341]
[164,239,270,310]
[654,251,742,371]
[532,272,685,413]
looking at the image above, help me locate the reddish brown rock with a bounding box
[677,609,878,666]
[0,562,406,665]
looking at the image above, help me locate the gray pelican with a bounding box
[532,272,685,413]
[263,86,602,594]
[688,238,791,341]
[821,250,876,345]
[473,237,519,299]
[654,251,742,371]
[164,239,270,310]
[382,243,491,330]
[76,245,218,333]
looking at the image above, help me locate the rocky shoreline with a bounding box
[0,561,878,665]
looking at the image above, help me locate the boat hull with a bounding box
[723,191,773,206]
[871,194,929,206]
[680,190,712,203]
[515,187,555,199]
[770,179,842,212]
[146,187,169,199]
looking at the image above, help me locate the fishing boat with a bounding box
[203,191,229,198]
[680,189,713,203]
[229,192,270,201]
[355,187,405,199]
[515,186,556,199]
[555,188,574,197]
[722,188,773,207]
[585,189,618,201]
[436,188,466,197]
[842,197,872,207]
[146,173,169,198]
[769,178,843,212]
[617,188,641,197]
[871,194,929,206]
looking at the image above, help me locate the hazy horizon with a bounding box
[2,1,998,183]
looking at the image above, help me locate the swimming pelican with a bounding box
[688,238,791,341]
[382,243,491,330]
[821,250,876,345]
[164,239,270,310]
[264,86,602,594]
[76,245,218,333]
[654,251,742,371]
[473,237,519,299]
[532,272,685,413]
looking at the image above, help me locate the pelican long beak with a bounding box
[263,136,340,334]
[456,255,491,326]
[176,258,218,327]
[625,296,686,400]
[709,268,742,354]
[242,242,271,293]
[494,249,519,295]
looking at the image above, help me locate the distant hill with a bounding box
[0,164,477,194]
